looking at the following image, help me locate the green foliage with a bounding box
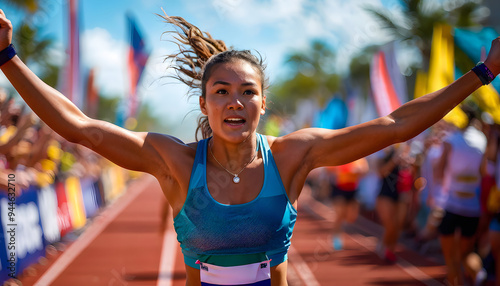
[348,45,380,98]
[95,95,168,133]
[364,0,487,69]
[446,1,489,28]
[10,9,59,88]
[40,63,60,88]
[96,96,120,123]
[15,23,52,63]
[270,40,340,114]
[364,0,447,66]
[135,102,170,133]
[356,0,488,102]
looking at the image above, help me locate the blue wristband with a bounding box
[472,62,495,85]
[0,44,16,67]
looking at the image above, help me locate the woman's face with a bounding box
[200,59,266,143]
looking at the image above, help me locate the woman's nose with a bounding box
[227,95,243,110]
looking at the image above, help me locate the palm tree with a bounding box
[364,0,487,70]
[365,0,445,70]
[348,45,380,97]
[270,40,341,113]
[14,23,53,66]
[6,1,59,87]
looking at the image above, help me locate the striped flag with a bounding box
[127,14,150,118]
[369,46,402,117]
[85,68,99,117]
[383,42,408,105]
[63,0,83,109]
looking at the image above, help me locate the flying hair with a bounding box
[159,10,228,92]
[159,9,269,140]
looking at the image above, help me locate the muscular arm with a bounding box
[273,37,499,200]
[1,56,167,174]
[306,70,482,168]
[281,35,500,173]
[0,10,173,176]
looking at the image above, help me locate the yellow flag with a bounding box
[427,24,468,129]
[473,85,500,124]
[65,176,87,229]
[414,70,428,99]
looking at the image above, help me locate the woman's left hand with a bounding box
[484,37,500,76]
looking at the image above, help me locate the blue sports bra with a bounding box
[173,133,297,269]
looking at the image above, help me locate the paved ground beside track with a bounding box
[17,174,447,286]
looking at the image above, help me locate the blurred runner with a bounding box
[375,143,414,263]
[435,110,486,286]
[328,158,368,250]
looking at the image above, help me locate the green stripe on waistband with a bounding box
[197,253,268,267]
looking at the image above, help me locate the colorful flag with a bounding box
[60,0,84,109]
[383,42,408,105]
[427,24,467,129]
[85,68,99,118]
[127,14,150,119]
[65,176,87,229]
[369,47,402,117]
[413,70,428,99]
[312,96,348,130]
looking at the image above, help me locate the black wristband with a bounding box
[472,62,495,85]
[0,44,16,67]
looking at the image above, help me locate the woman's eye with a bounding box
[243,90,256,95]
[216,89,228,94]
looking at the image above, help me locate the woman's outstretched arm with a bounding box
[0,9,167,175]
[277,37,500,171]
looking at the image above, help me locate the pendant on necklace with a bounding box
[233,175,240,184]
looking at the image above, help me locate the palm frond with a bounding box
[364,6,412,40]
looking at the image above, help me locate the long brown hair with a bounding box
[159,11,269,140]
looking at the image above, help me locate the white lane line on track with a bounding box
[157,216,177,286]
[300,189,444,286]
[288,245,320,286]
[34,175,155,286]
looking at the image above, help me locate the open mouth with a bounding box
[224,117,246,126]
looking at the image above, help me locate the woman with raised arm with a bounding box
[1,9,500,286]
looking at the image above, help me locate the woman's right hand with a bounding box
[0,9,13,51]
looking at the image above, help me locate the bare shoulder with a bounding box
[146,132,196,150]
[144,132,197,176]
[268,128,324,154]
[265,130,319,178]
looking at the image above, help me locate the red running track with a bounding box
[17,174,447,286]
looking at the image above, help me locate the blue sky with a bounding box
[1,0,403,141]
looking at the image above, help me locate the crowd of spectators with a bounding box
[0,87,109,194]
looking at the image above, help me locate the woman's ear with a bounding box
[200,96,208,115]
[260,95,266,115]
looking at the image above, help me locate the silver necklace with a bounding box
[208,140,258,184]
